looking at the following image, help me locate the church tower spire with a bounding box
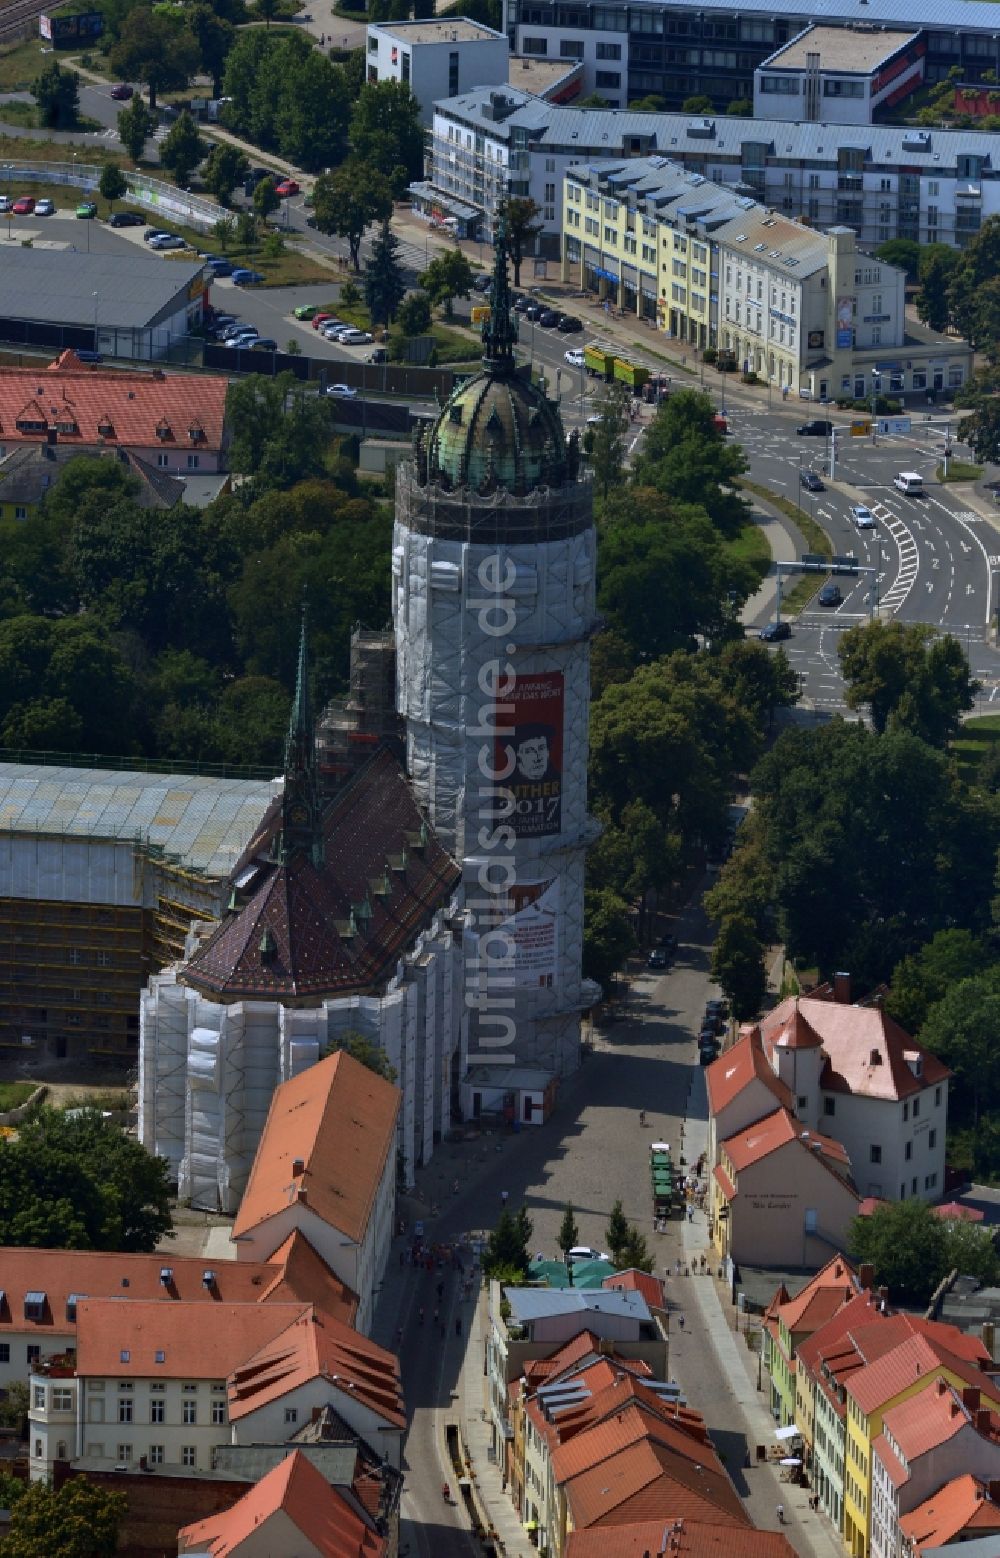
[279,602,323,868]
[480,204,517,376]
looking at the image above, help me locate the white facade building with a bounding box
[366,17,508,124]
[753,26,925,125]
[424,87,1000,253]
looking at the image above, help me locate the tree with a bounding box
[682,93,713,113]
[398,292,432,336]
[98,161,127,210]
[885,929,988,1036]
[4,1478,126,1558]
[505,196,542,287]
[253,176,280,222]
[274,49,351,170]
[117,96,154,163]
[226,373,332,487]
[0,1382,29,1434]
[586,380,629,499]
[838,619,977,746]
[849,1200,949,1302]
[917,247,957,335]
[0,1107,172,1252]
[617,1225,654,1273]
[256,0,279,26]
[920,973,1000,1147]
[159,109,205,187]
[630,93,666,111]
[364,219,407,326]
[0,616,137,754]
[420,247,474,319]
[583,886,635,989]
[214,213,236,252]
[313,162,393,271]
[557,1203,580,1258]
[203,144,248,207]
[963,396,1000,464]
[350,79,424,193]
[110,8,199,112]
[874,239,921,284]
[189,2,235,96]
[576,93,610,109]
[948,217,1000,352]
[235,210,258,250]
[32,59,80,129]
[325,1031,397,1082]
[633,390,749,538]
[605,1199,629,1262]
[726,98,752,116]
[710,914,766,1020]
[483,1206,532,1278]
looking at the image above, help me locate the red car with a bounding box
[311,312,333,329]
[275,178,299,197]
[110,83,134,100]
[12,197,34,215]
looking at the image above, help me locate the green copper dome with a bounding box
[417,212,570,497]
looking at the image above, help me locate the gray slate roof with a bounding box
[522,0,1000,27]
[0,249,205,329]
[504,1287,651,1321]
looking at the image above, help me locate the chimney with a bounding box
[292,1158,305,1177]
[297,1186,307,1205]
[964,1387,981,1413]
[977,1408,992,1434]
[858,1262,875,1290]
[878,1286,889,1306]
[833,972,851,1004]
[937,1379,948,1397]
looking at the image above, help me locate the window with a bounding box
[0,1345,9,1364]
[912,1177,918,1194]
[118,1398,133,1423]
[148,1445,164,1466]
[285,1407,298,1425]
[34,1439,41,1459]
[596,70,621,87]
[182,1446,196,1469]
[905,1142,912,1161]
[33,1386,45,1410]
[560,38,584,56]
[912,1097,920,1118]
[759,75,798,94]
[150,1399,164,1424]
[400,51,410,84]
[52,1389,72,1412]
[182,1400,197,1425]
[14,506,26,521]
[522,35,547,54]
[157,454,169,469]
[596,41,621,58]
[929,1129,936,1149]
[903,1102,909,1121]
[27,1346,39,1366]
[869,1145,882,1164]
[150,1383,165,1394]
[186,454,200,471]
[211,1400,225,1426]
[935,1086,941,1106]
[117,1443,132,1463]
[447,50,458,95]
[824,1097,835,1116]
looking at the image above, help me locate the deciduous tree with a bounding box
[253,174,280,222]
[397,291,432,336]
[159,109,205,187]
[32,59,80,128]
[838,619,977,745]
[117,95,154,163]
[710,914,766,1021]
[189,2,235,96]
[586,380,629,500]
[4,1478,125,1558]
[885,928,988,1035]
[313,162,393,270]
[483,1207,531,1278]
[110,8,199,112]
[582,886,635,989]
[350,79,424,193]
[605,1199,629,1262]
[505,196,542,287]
[633,389,749,538]
[419,247,474,318]
[203,144,248,206]
[98,161,127,208]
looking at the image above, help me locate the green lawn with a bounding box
[724,518,771,587]
[739,476,833,559]
[937,459,984,483]
[0,1082,36,1113]
[0,36,50,93]
[951,713,1000,780]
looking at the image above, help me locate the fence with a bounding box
[1,160,222,232]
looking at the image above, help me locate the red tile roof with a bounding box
[879,1377,972,1462]
[0,1242,351,1335]
[0,352,228,454]
[772,1256,858,1333]
[759,997,949,1101]
[233,1048,399,1247]
[770,1001,824,1050]
[75,1299,305,1380]
[899,1474,1000,1552]
[603,1269,666,1310]
[563,1435,748,1531]
[565,1522,796,1558]
[185,747,460,1002]
[721,1107,852,1178]
[227,1306,405,1428]
[847,1331,1000,1417]
[713,1163,736,1201]
[522,1330,606,1387]
[178,1449,386,1558]
[552,1400,712,1486]
[705,1031,793,1117]
[934,1200,984,1222]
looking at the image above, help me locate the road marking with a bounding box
[925,493,994,626]
[874,503,919,615]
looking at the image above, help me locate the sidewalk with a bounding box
[742,497,807,627]
[680,1070,844,1558]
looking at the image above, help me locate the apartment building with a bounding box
[561,158,969,400]
[366,17,509,124]
[762,1256,863,1428]
[753,27,926,126]
[504,0,1000,111]
[423,86,1000,252]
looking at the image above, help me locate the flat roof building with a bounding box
[755,25,925,123]
[366,16,509,123]
[0,248,208,360]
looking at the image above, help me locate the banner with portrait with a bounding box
[494,671,564,838]
[501,878,560,988]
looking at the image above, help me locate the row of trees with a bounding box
[483,1198,654,1286]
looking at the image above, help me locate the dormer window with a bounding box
[24,1292,46,1321]
[187,420,204,443]
[97,416,115,438]
[155,419,172,442]
[55,419,77,436]
[66,1293,86,1322]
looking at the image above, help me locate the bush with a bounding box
[702,346,718,364]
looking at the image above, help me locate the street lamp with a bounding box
[92,291,98,349]
[870,369,880,446]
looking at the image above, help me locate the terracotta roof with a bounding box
[934,1200,985,1222]
[713,1163,736,1201]
[603,1269,666,1309]
[563,1435,749,1531]
[522,1330,606,1386]
[847,1331,1000,1417]
[771,1000,824,1050]
[0,1244,340,1335]
[184,747,460,1002]
[565,1522,796,1558]
[759,996,949,1101]
[0,353,227,454]
[721,1107,852,1177]
[899,1474,1000,1552]
[75,1299,305,1380]
[705,1031,794,1117]
[796,1297,901,1407]
[227,1306,405,1428]
[178,1449,386,1558]
[552,1400,712,1485]
[871,1433,909,1490]
[257,1229,359,1328]
[772,1256,858,1333]
[233,1048,399,1246]
[880,1377,972,1462]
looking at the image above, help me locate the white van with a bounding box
[893,471,924,496]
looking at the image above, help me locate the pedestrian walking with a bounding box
[776,1504,785,1525]
[500,1189,509,1207]
[687,1204,694,1222]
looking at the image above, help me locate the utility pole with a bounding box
[871,369,880,446]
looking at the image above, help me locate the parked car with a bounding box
[322,322,351,339]
[818,582,842,607]
[366,347,387,364]
[34,198,54,216]
[800,468,824,492]
[311,313,334,329]
[11,196,34,215]
[852,504,875,529]
[231,268,264,285]
[75,201,97,219]
[705,999,727,1018]
[107,210,142,227]
[512,295,532,313]
[110,83,134,99]
[148,234,186,249]
[294,303,320,320]
[144,228,172,243]
[0,196,11,213]
[647,948,668,970]
[538,309,562,327]
[225,332,259,348]
[472,274,492,292]
[75,349,103,363]
[557,315,583,333]
[206,258,233,277]
[564,347,586,367]
[699,1045,718,1066]
[759,619,791,642]
[326,383,358,398]
[275,178,299,197]
[567,1246,610,1265]
[339,329,373,345]
[251,337,278,351]
[797,418,834,436]
[523,302,545,321]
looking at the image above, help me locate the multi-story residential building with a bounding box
[871,1379,1000,1558]
[753,27,926,125]
[899,1474,1000,1553]
[231,1049,399,1338]
[366,17,510,124]
[562,158,971,400]
[762,1256,862,1428]
[422,86,1000,253]
[0,1236,357,1396]
[504,0,1000,111]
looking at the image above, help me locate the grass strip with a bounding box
[739,476,832,558]
[936,460,983,483]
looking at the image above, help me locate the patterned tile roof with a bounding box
[899,1474,1000,1552]
[759,996,949,1101]
[564,1522,796,1558]
[227,1306,404,1428]
[705,1031,794,1117]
